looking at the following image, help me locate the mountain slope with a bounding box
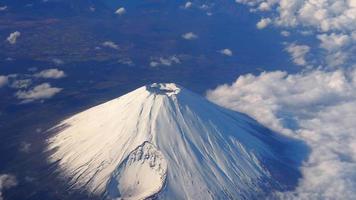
[47,83,305,199]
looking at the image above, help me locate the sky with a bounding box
[0,0,356,199]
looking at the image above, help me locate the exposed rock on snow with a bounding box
[47,83,306,199]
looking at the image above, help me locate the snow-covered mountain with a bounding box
[47,83,305,200]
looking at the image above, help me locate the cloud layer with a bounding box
[207,69,356,199]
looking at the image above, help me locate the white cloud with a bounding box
[256,18,272,29]
[258,2,271,11]
[34,68,66,79]
[6,31,20,44]
[326,51,349,68]
[0,174,17,200]
[150,56,181,67]
[218,48,233,56]
[0,76,8,88]
[286,43,310,66]
[16,83,62,103]
[102,41,119,50]
[317,33,351,51]
[207,69,356,200]
[184,1,192,9]
[316,33,352,67]
[182,32,198,40]
[236,0,356,68]
[115,7,126,15]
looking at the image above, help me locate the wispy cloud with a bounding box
[150,56,181,67]
[281,31,290,37]
[10,79,32,89]
[19,142,31,153]
[0,6,7,11]
[52,58,64,65]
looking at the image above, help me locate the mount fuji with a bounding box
[47,83,306,200]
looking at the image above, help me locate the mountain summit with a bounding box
[47,83,304,199]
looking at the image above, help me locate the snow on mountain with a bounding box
[47,83,305,199]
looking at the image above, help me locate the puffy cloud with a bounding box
[207,69,356,200]
[16,83,62,103]
[0,76,8,88]
[285,43,311,66]
[317,33,351,51]
[34,68,66,79]
[258,2,271,11]
[0,174,17,200]
[150,56,180,67]
[316,33,353,67]
[102,41,119,50]
[218,48,233,56]
[6,31,20,45]
[256,17,272,29]
[182,32,198,40]
[115,7,126,15]
[326,51,349,68]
